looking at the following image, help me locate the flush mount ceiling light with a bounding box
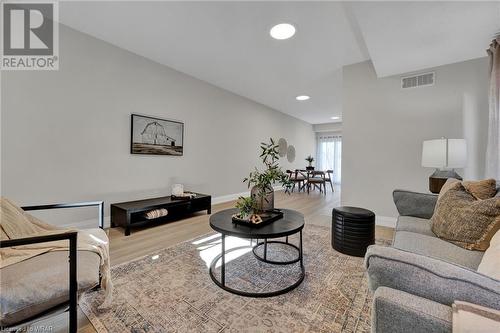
[331,116,340,120]
[270,23,296,40]
[296,95,310,101]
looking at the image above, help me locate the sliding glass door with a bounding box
[316,134,342,184]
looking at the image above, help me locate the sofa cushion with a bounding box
[396,216,434,237]
[365,246,500,310]
[372,287,452,333]
[392,190,438,219]
[431,182,500,250]
[477,229,500,281]
[393,231,483,269]
[463,179,497,200]
[0,250,100,326]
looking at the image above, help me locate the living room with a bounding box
[1,1,499,332]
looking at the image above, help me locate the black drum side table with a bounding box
[332,206,375,257]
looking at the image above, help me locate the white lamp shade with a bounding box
[422,138,466,168]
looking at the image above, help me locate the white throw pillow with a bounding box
[477,229,500,280]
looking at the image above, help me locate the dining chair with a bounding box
[286,170,305,193]
[306,171,326,194]
[325,170,334,192]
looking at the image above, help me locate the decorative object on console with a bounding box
[305,155,315,170]
[277,138,288,157]
[144,208,168,220]
[243,138,292,212]
[171,192,196,200]
[131,114,184,156]
[171,184,184,196]
[422,137,467,193]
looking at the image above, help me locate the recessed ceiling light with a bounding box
[331,116,340,120]
[296,95,310,101]
[270,23,296,40]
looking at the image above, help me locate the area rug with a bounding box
[80,224,390,333]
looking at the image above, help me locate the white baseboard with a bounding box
[376,216,397,228]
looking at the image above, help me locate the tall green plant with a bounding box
[235,196,256,219]
[243,138,292,208]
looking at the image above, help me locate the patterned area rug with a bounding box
[80,224,390,332]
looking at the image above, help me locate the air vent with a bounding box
[401,72,435,89]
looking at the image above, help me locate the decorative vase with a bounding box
[172,184,184,196]
[250,185,274,212]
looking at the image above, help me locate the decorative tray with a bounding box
[232,210,283,228]
[171,192,196,200]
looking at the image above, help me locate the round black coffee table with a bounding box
[209,208,305,297]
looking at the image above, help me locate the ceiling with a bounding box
[349,1,500,78]
[58,1,500,124]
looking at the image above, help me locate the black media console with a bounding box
[110,193,211,236]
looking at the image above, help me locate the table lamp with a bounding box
[422,138,467,193]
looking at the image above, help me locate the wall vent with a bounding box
[401,72,435,89]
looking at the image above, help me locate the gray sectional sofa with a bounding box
[364,189,500,333]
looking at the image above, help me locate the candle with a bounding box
[172,184,184,196]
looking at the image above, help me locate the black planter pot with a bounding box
[306,166,314,170]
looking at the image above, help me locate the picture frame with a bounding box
[130,114,184,156]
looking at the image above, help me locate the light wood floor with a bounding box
[40,187,394,332]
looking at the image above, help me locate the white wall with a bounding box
[1,25,315,226]
[342,58,489,224]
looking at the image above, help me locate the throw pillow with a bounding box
[463,179,497,200]
[431,182,500,250]
[477,229,500,280]
[452,301,500,333]
[438,178,460,199]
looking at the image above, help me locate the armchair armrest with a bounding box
[22,201,104,229]
[372,287,452,333]
[365,245,500,310]
[393,190,437,219]
[0,232,78,332]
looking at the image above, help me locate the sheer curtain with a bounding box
[316,133,342,184]
[486,37,500,179]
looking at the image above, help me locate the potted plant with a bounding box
[235,196,256,220]
[305,155,315,170]
[243,138,292,212]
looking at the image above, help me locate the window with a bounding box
[316,134,342,184]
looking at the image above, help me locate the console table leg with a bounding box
[125,227,130,236]
[221,234,226,286]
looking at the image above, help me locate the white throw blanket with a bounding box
[0,197,113,308]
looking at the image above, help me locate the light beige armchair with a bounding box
[0,201,106,332]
